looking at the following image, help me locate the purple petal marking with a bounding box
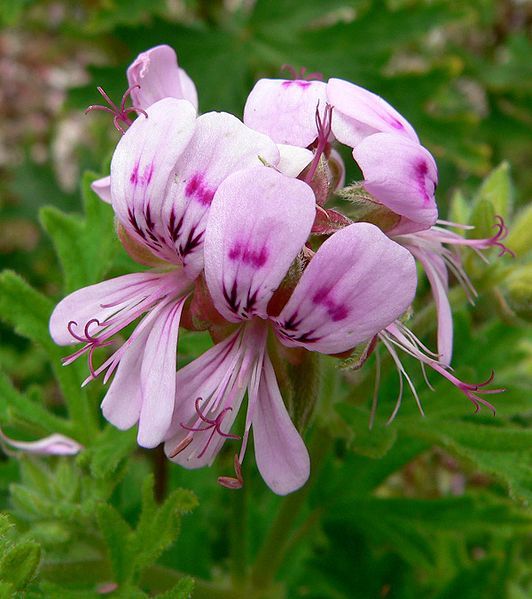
[130,161,154,186]
[228,241,269,269]
[415,159,432,205]
[185,173,215,206]
[281,80,312,89]
[312,286,349,322]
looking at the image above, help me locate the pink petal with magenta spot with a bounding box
[162,111,280,278]
[275,223,417,354]
[353,132,438,234]
[204,166,316,323]
[327,78,419,147]
[127,45,198,110]
[111,98,197,262]
[244,78,327,147]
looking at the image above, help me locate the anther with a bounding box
[85,85,148,135]
[218,454,244,490]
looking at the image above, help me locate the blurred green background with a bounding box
[0,1,530,598]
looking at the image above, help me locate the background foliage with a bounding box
[0,1,530,597]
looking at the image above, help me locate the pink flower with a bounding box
[91,44,199,203]
[50,98,286,448]
[243,68,510,410]
[243,75,418,148]
[163,165,417,494]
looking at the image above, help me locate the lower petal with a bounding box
[253,353,310,495]
[138,298,186,447]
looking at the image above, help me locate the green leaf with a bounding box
[0,271,97,440]
[133,477,198,574]
[0,369,73,437]
[475,162,514,220]
[329,495,531,569]
[469,198,496,240]
[83,426,137,480]
[0,271,55,351]
[96,503,134,585]
[0,541,41,589]
[156,577,195,599]
[40,172,116,294]
[335,404,397,459]
[507,204,532,257]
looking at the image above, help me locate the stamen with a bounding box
[280,64,323,81]
[168,435,193,458]
[305,102,333,184]
[380,324,503,418]
[218,454,244,490]
[180,398,240,460]
[85,84,148,135]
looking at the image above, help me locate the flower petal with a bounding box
[164,329,252,468]
[275,223,417,354]
[0,429,83,455]
[244,79,327,147]
[110,98,197,263]
[353,132,438,234]
[49,271,171,346]
[327,78,419,146]
[252,352,310,495]
[162,112,281,278]
[91,176,111,204]
[137,298,186,447]
[409,246,453,366]
[127,45,198,110]
[277,144,313,177]
[100,323,148,431]
[204,166,316,322]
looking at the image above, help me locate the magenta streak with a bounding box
[228,241,268,268]
[312,286,349,322]
[414,159,432,205]
[281,80,312,89]
[130,161,154,186]
[185,173,215,206]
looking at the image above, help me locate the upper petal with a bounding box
[161,111,281,278]
[353,132,438,234]
[275,223,417,354]
[276,144,313,177]
[110,98,197,262]
[252,352,310,495]
[244,79,327,147]
[127,45,198,110]
[204,166,316,322]
[327,78,419,147]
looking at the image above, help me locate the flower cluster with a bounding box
[49,45,510,495]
